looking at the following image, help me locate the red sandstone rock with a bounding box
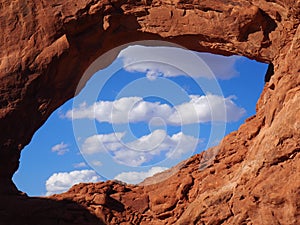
[0,0,299,224]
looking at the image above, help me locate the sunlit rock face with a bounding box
[0,0,299,224]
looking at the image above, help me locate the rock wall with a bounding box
[0,0,299,224]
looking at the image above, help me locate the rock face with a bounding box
[0,0,299,224]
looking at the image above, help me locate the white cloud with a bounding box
[51,142,69,155]
[91,160,103,167]
[73,162,87,168]
[66,94,245,125]
[66,97,141,123]
[81,130,200,166]
[114,166,168,184]
[168,94,246,124]
[45,170,101,196]
[197,53,240,80]
[118,45,240,80]
[81,132,125,155]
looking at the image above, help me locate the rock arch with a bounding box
[0,0,299,223]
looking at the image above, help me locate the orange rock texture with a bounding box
[0,0,299,224]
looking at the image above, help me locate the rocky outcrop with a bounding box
[0,0,299,224]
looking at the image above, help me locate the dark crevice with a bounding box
[157,211,173,220]
[182,176,195,201]
[255,161,266,177]
[270,148,300,166]
[197,6,223,13]
[108,0,125,14]
[238,8,277,46]
[219,213,233,225]
[170,10,173,18]
[253,196,260,202]
[51,3,62,8]
[105,196,125,212]
[265,63,275,82]
[260,9,277,47]
[275,11,282,22]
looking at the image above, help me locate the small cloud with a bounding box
[51,142,69,155]
[73,162,87,168]
[91,160,103,167]
[45,170,101,196]
[57,108,66,119]
[197,52,240,79]
[114,166,168,184]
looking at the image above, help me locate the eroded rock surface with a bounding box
[0,0,299,224]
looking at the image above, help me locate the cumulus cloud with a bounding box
[114,166,168,184]
[82,132,125,155]
[167,94,245,124]
[51,142,69,155]
[81,130,200,166]
[66,94,245,125]
[45,170,101,196]
[118,45,240,80]
[66,98,141,124]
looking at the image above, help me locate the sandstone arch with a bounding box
[0,0,299,224]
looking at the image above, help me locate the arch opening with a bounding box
[13,43,268,196]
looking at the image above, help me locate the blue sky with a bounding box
[13,45,267,196]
